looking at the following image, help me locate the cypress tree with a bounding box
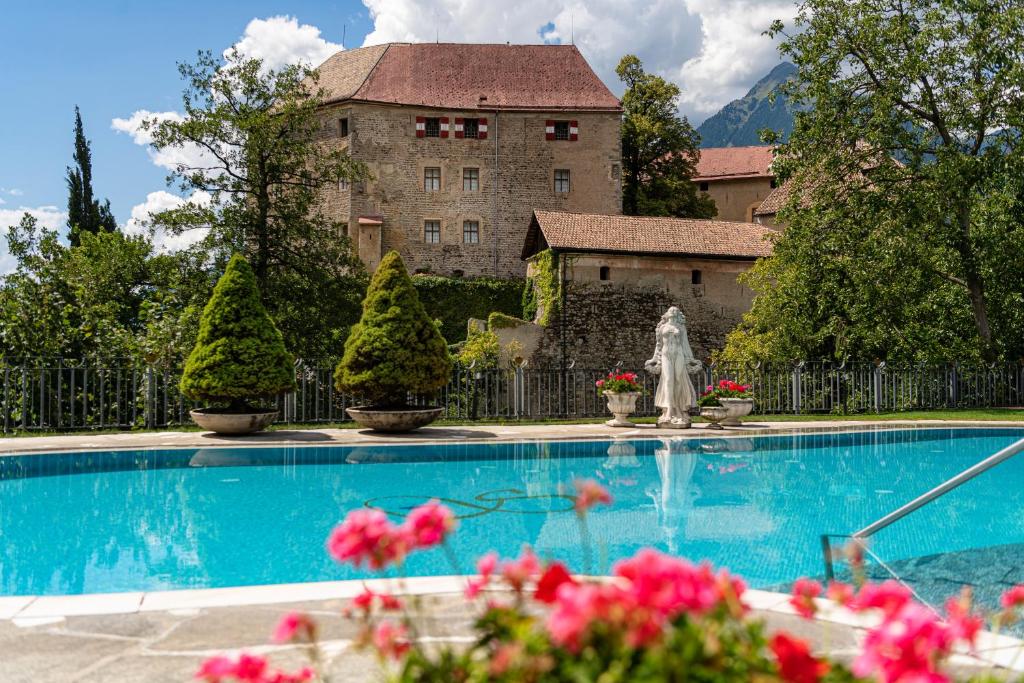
[335,251,452,406]
[66,106,116,246]
[181,254,296,410]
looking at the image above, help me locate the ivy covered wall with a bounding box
[412,275,526,344]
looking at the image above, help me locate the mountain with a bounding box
[696,62,797,148]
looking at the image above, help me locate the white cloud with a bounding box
[228,15,344,70]
[0,205,68,274]
[111,110,213,173]
[360,0,795,122]
[7,188,23,197]
[123,190,212,254]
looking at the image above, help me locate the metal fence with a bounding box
[1,359,1022,433]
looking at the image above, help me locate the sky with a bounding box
[0,0,795,268]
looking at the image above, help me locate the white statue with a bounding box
[644,307,702,428]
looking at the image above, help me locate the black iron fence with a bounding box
[1,359,1022,433]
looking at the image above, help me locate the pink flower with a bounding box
[770,632,830,683]
[327,509,409,570]
[790,578,822,619]
[195,653,314,683]
[272,612,316,644]
[850,580,912,617]
[595,379,605,387]
[465,551,499,598]
[1001,585,1024,610]
[372,621,411,660]
[400,500,456,549]
[854,602,953,683]
[826,581,854,607]
[348,589,402,615]
[196,655,241,680]
[500,547,540,592]
[573,479,612,513]
[945,593,982,646]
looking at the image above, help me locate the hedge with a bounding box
[412,275,526,344]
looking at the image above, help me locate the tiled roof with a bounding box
[523,210,775,260]
[753,181,792,216]
[315,43,621,111]
[694,146,776,181]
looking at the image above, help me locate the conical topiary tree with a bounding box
[335,251,452,406]
[181,253,295,410]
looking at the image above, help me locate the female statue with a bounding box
[644,307,702,428]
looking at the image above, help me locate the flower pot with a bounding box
[699,405,730,430]
[603,391,640,427]
[717,398,754,427]
[190,408,278,435]
[346,406,444,432]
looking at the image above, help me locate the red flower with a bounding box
[534,562,575,604]
[770,632,830,683]
[1002,585,1024,610]
[790,578,822,619]
[573,479,612,513]
[272,612,317,644]
[400,500,456,549]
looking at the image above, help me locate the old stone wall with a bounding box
[699,176,775,223]
[529,253,756,369]
[318,102,622,277]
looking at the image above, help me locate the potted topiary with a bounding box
[181,254,296,435]
[335,251,453,432]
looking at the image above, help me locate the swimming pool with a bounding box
[2,428,1023,597]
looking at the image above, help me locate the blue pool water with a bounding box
[2,428,1024,596]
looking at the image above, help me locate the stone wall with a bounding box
[318,102,622,277]
[699,176,775,223]
[528,253,757,368]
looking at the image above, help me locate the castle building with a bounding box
[313,43,623,277]
[693,146,776,223]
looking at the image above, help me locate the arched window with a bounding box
[599,265,611,281]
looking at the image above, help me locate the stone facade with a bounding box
[528,253,757,368]
[318,103,622,277]
[699,176,776,223]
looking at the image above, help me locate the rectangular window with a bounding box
[463,168,479,192]
[554,169,571,193]
[339,178,349,191]
[463,220,480,244]
[699,181,710,192]
[424,117,441,137]
[424,220,441,244]
[463,118,479,139]
[339,117,349,137]
[554,121,570,140]
[424,167,441,192]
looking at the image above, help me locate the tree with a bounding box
[335,251,452,407]
[145,50,369,359]
[66,106,116,246]
[180,254,295,409]
[746,0,1024,363]
[617,55,716,219]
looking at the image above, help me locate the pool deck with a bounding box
[1,418,1022,455]
[3,421,1024,680]
[1,578,1022,682]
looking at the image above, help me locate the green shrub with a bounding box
[487,311,529,329]
[335,251,453,406]
[412,275,524,343]
[180,254,295,408]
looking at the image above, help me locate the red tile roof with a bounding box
[694,146,776,181]
[315,43,621,111]
[523,210,775,260]
[753,181,791,216]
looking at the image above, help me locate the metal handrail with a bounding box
[852,436,1024,539]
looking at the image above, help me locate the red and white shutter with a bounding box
[478,117,488,140]
[545,120,556,140]
[454,117,464,138]
[415,116,425,138]
[440,116,450,138]
[569,120,579,141]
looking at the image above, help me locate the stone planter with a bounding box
[190,408,277,435]
[603,391,640,427]
[699,405,730,430]
[346,406,444,433]
[718,397,754,427]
